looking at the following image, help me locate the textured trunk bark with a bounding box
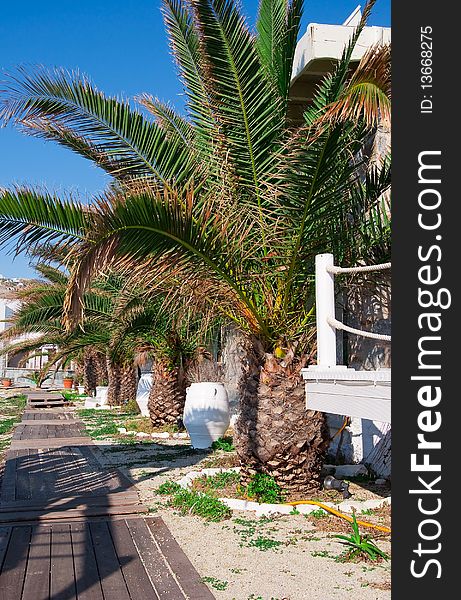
[119,364,138,405]
[83,349,97,396]
[234,337,329,495]
[148,360,185,427]
[106,359,122,406]
[95,352,108,386]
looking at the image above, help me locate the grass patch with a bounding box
[211,437,234,452]
[157,480,182,495]
[232,516,281,551]
[201,577,228,591]
[248,536,282,551]
[245,473,284,504]
[0,394,27,415]
[192,470,241,498]
[170,489,231,521]
[0,417,20,435]
[89,422,120,438]
[310,508,328,518]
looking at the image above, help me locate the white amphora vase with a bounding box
[183,382,230,449]
[95,385,109,405]
[136,373,153,417]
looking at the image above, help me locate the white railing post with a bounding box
[315,253,337,367]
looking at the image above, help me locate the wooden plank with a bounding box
[14,420,81,427]
[0,505,147,523]
[109,520,158,600]
[70,522,104,600]
[0,527,12,570]
[0,492,139,511]
[14,450,31,502]
[9,438,94,450]
[89,521,131,600]
[126,518,184,600]
[50,523,76,600]
[22,526,51,600]
[1,452,18,502]
[147,518,215,600]
[0,526,32,600]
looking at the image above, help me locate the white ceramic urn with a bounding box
[95,385,109,405]
[136,373,153,417]
[183,382,230,449]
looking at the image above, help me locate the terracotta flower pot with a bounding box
[2,378,12,388]
[63,378,74,389]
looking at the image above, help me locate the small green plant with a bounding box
[335,513,389,562]
[60,390,81,402]
[310,508,328,518]
[289,506,300,515]
[0,417,19,435]
[361,508,375,516]
[245,473,283,504]
[248,536,282,551]
[170,489,232,521]
[89,422,119,437]
[310,550,335,559]
[25,369,51,388]
[201,470,240,490]
[201,577,228,591]
[211,437,234,452]
[156,480,182,495]
[123,398,141,415]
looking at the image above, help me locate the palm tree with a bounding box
[0,0,390,492]
[0,264,138,405]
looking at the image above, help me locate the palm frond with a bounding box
[256,0,303,101]
[162,0,215,139]
[317,44,391,128]
[0,66,192,185]
[190,0,284,192]
[0,187,88,254]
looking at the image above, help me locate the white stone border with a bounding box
[177,468,391,517]
[117,428,189,440]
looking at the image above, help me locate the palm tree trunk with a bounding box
[234,337,329,495]
[83,348,97,396]
[119,363,138,405]
[95,352,108,386]
[148,360,185,427]
[106,359,121,406]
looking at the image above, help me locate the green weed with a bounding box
[170,489,232,521]
[157,480,182,495]
[335,513,389,562]
[245,473,283,504]
[201,577,228,591]
[211,437,234,452]
[248,536,282,551]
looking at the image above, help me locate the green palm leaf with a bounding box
[0,67,192,185]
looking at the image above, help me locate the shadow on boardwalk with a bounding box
[0,405,214,600]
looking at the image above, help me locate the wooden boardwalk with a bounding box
[0,394,214,600]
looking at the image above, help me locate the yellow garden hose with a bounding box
[284,500,391,534]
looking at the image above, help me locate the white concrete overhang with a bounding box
[288,8,391,124]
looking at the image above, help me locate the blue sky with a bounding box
[0,0,390,278]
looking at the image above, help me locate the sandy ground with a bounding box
[0,394,391,600]
[94,438,391,600]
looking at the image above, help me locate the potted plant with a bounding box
[62,371,74,389]
[1,371,12,388]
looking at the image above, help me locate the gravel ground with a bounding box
[93,438,391,600]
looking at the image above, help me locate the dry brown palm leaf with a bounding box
[317,44,391,129]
